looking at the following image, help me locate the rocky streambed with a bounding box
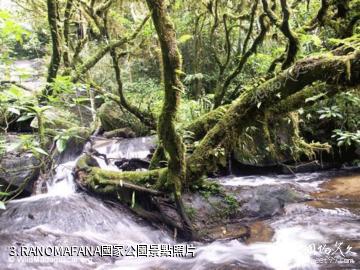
[0,136,359,270]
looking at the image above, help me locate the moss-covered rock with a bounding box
[31,107,80,131]
[0,152,40,195]
[233,116,294,166]
[0,134,40,196]
[98,101,149,136]
[103,127,136,139]
[98,101,127,131]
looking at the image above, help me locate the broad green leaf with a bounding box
[178,34,193,44]
[0,201,6,210]
[7,85,23,98]
[17,114,34,122]
[7,142,22,152]
[305,93,326,103]
[56,139,67,153]
[30,118,38,128]
[32,147,48,156]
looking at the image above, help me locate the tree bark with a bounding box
[63,0,74,69]
[44,0,62,97]
[146,0,193,239]
[185,105,230,141]
[71,15,150,82]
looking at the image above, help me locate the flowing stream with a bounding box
[0,137,359,270]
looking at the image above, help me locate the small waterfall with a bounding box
[46,160,78,196]
[45,136,156,195]
[92,136,156,170]
[1,135,359,270]
[0,136,173,269]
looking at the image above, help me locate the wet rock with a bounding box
[281,161,341,174]
[114,158,149,171]
[30,107,80,130]
[312,174,360,202]
[103,127,136,139]
[204,223,249,240]
[246,221,274,244]
[232,118,294,167]
[0,152,40,195]
[182,193,245,240]
[0,194,161,269]
[236,184,309,218]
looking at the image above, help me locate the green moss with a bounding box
[89,167,163,186]
[149,144,166,170]
[224,194,239,216]
[98,101,149,135]
[197,180,221,198]
[185,206,197,221]
[185,105,230,141]
[263,111,278,160]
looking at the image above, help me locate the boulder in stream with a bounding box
[0,134,40,195]
[103,127,136,139]
[98,101,150,136]
[236,184,310,218]
[0,151,40,195]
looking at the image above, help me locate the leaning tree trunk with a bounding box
[187,50,360,182]
[44,0,62,98]
[146,0,194,239]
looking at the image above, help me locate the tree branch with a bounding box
[71,14,150,82]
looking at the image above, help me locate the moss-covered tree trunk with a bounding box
[44,0,62,97]
[146,0,193,238]
[187,51,360,182]
[63,0,74,69]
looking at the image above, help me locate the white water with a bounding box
[1,137,359,270]
[92,136,156,170]
[217,172,329,191]
[47,159,78,196]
